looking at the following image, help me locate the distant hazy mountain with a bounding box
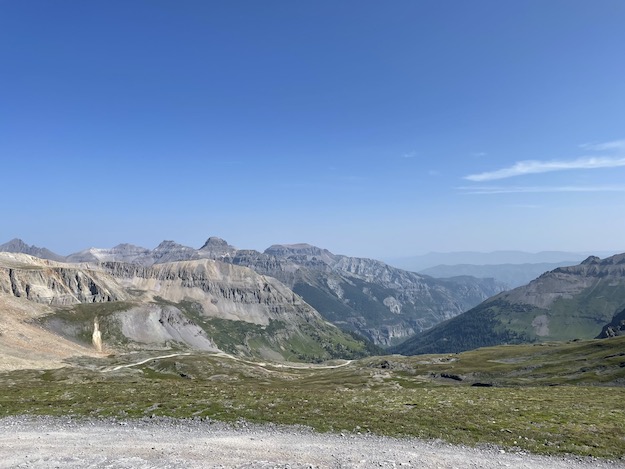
[419,262,578,289]
[385,250,614,272]
[65,243,153,264]
[0,238,65,262]
[391,253,625,355]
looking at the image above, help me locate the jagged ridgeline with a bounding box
[1,238,505,347]
[0,253,370,363]
[393,254,625,355]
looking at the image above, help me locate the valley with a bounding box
[1,242,625,464]
[394,253,625,355]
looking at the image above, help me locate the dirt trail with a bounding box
[101,351,352,373]
[101,353,192,372]
[212,351,354,370]
[1,417,622,469]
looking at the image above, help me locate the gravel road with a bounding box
[0,416,622,469]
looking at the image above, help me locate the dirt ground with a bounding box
[0,416,622,469]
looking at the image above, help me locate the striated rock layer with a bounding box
[0,252,367,363]
[0,253,126,305]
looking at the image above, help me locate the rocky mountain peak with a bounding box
[154,240,179,250]
[151,240,199,263]
[1,238,28,250]
[111,243,145,250]
[264,243,337,263]
[581,255,601,265]
[109,243,151,255]
[201,237,229,248]
[0,238,65,262]
[199,237,237,257]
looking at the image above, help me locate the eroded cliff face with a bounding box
[0,253,320,327]
[0,253,367,361]
[0,253,126,305]
[100,259,317,326]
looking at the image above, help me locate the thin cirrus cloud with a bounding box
[464,156,625,182]
[578,139,625,152]
[458,185,625,195]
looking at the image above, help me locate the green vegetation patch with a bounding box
[39,301,136,346]
[1,337,625,458]
[154,297,371,362]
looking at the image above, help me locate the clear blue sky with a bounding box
[2,1,624,259]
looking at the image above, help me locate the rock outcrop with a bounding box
[597,307,625,338]
[101,259,318,326]
[0,253,126,305]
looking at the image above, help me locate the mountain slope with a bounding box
[392,253,625,355]
[0,253,369,364]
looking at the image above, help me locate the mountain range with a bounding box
[0,251,371,366]
[4,237,624,362]
[0,238,505,346]
[392,253,625,355]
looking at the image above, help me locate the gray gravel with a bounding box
[0,416,622,469]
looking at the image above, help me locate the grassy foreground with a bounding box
[1,336,625,459]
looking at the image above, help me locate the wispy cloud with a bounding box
[402,151,417,159]
[458,184,625,194]
[464,157,625,182]
[579,139,625,152]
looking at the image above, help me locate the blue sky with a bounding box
[2,1,625,259]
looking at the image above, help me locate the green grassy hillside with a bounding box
[392,254,625,355]
[40,298,372,362]
[1,336,624,458]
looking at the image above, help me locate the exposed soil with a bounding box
[0,416,622,469]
